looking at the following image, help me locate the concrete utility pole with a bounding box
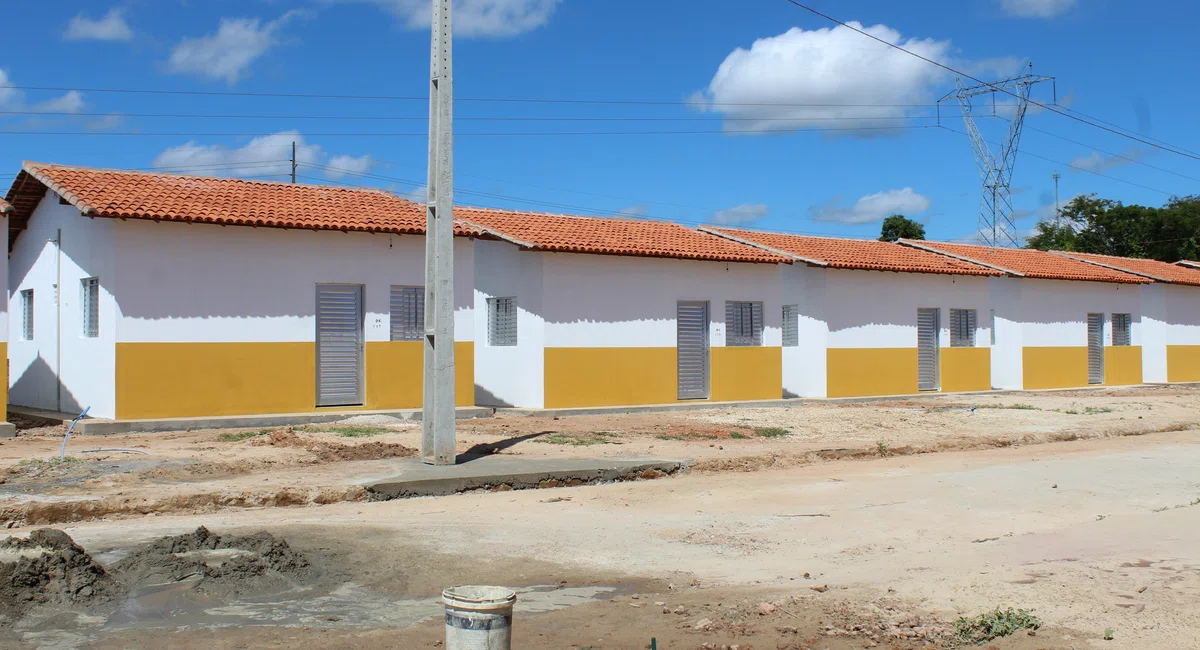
[423,0,456,466]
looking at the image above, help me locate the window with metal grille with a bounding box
[488,297,517,346]
[81,278,99,338]
[20,290,32,341]
[782,304,799,348]
[390,286,424,342]
[726,301,763,347]
[1112,313,1132,346]
[949,308,977,348]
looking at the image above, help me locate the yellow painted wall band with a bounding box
[1022,347,1089,390]
[710,346,782,402]
[1104,346,1142,386]
[1167,345,1200,383]
[940,347,991,393]
[544,347,676,408]
[827,348,918,398]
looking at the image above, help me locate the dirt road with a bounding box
[3,429,1195,649]
[1,386,1195,527]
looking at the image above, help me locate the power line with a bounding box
[1019,123,1200,184]
[780,0,1200,163]
[0,125,937,137]
[0,109,940,122]
[0,84,935,108]
[939,125,1175,195]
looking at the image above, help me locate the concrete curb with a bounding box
[69,407,495,436]
[366,458,684,501]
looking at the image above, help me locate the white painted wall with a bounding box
[782,263,827,398]
[990,277,1024,390]
[824,270,993,350]
[1018,279,1142,348]
[9,197,118,417]
[473,239,545,408]
[1141,284,1168,383]
[114,220,474,345]
[1165,284,1200,347]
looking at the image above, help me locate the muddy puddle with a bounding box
[0,527,618,650]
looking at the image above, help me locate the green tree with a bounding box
[1025,193,1200,262]
[879,214,925,242]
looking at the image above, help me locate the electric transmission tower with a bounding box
[940,64,1054,247]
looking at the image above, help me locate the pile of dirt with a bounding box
[253,430,417,463]
[111,526,312,594]
[0,528,120,626]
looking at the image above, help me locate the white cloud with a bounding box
[326,154,376,179]
[615,204,649,219]
[0,69,86,117]
[151,131,374,182]
[1069,148,1146,173]
[1000,0,1077,18]
[64,8,134,42]
[394,184,428,202]
[167,11,304,83]
[332,0,560,37]
[811,188,931,224]
[711,203,769,226]
[695,23,955,134]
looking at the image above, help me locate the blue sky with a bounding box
[1,0,1197,242]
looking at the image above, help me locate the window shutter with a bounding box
[950,308,976,348]
[390,286,424,342]
[81,278,99,338]
[725,301,763,347]
[489,297,517,346]
[1112,313,1132,346]
[782,305,799,347]
[21,290,33,341]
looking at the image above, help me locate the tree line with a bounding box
[876,195,1200,263]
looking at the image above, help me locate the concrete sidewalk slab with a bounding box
[4,406,496,436]
[364,456,685,501]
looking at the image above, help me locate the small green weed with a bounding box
[754,427,790,438]
[953,607,1041,645]
[538,432,621,446]
[1104,628,1115,641]
[656,432,719,442]
[1084,406,1114,414]
[323,426,390,438]
[976,403,1040,411]
[876,440,892,457]
[729,432,750,440]
[218,430,272,442]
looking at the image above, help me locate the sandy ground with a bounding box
[0,385,1195,527]
[0,430,1195,648]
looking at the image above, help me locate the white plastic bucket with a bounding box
[442,585,517,650]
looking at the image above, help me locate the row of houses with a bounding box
[2,161,1198,423]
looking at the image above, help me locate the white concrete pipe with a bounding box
[442,585,517,650]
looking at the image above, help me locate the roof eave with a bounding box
[697,226,828,267]
[21,162,98,216]
[1176,260,1200,270]
[896,239,1024,277]
[1050,251,1170,283]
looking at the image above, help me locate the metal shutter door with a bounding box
[317,285,364,406]
[677,301,710,400]
[1088,313,1104,384]
[917,308,940,391]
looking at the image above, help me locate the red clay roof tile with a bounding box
[1054,251,1200,286]
[908,240,1151,284]
[704,227,1001,276]
[457,207,789,264]
[16,162,485,236]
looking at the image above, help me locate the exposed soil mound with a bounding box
[254,430,417,463]
[111,526,312,594]
[0,528,120,626]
